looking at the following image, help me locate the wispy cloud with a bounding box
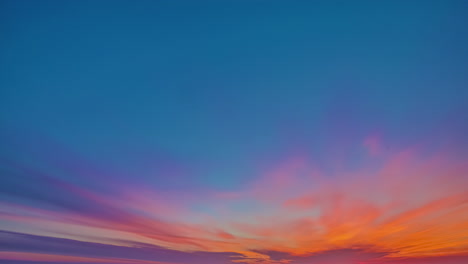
[0,136,467,264]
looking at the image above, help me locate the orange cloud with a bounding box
[1,143,467,264]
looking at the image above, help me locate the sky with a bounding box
[1,0,468,264]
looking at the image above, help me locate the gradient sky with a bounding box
[1,1,468,264]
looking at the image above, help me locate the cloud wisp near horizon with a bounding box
[0,128,467,264]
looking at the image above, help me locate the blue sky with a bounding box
[2,1,467,190]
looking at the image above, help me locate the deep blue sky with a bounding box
[1,0,468,190]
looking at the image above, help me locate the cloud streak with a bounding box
[1,136,467,264]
